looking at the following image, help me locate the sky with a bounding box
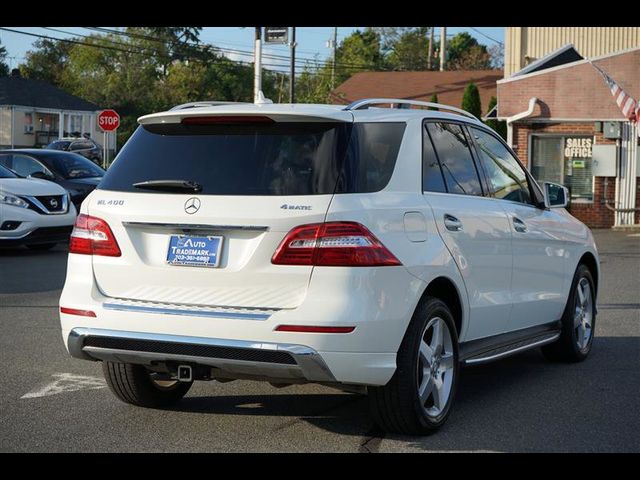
[0,27,505,72]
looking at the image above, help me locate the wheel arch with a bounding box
[578,251,599,297]
[418,276,464,339]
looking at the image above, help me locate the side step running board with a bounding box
[463,332,560,365]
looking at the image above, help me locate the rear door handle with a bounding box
[513,217,528,233]
[444,214,463,232]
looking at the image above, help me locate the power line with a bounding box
[469,27,504,46]
[84,27,390,72]
[0,27,147,55]
[5,26,392,82]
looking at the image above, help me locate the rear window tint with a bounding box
[99,121,405,195]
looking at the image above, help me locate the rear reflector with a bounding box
[69,214,121,257]
[271,221,401,267]
[275,325,355,333]
[181,115,275,125]
[60,307,96,317]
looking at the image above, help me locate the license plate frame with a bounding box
[166,234,223,268]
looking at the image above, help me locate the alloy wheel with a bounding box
[574,277,594,351]
[417,316,454,418]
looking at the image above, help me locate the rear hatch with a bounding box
[89,108,353,309]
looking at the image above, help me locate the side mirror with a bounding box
[543,182,570,209]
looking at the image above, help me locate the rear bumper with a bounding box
[67,327,336,383]
[60,254,427,386]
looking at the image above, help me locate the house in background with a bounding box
[0,69,114,152]
[330,70,503,113]
[504,27,640,77]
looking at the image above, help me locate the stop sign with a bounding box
[97,109,120,132]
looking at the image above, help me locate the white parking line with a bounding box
[21,373,106,399]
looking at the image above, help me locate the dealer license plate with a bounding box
[166,235,223,268]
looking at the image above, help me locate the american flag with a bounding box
[592,63,638,122]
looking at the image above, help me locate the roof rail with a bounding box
[343,98,479,121]
[169,101,251,111]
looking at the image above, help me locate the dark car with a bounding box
[0,149,105,211]
[47,137,103,165]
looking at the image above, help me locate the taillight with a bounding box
[69,214,121,257]
[271,221,401,267]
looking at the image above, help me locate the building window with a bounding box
[23,112,34,134]
[531,135,594,202]
[69,114,83,135]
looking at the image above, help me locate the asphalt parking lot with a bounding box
[0,230,638,452]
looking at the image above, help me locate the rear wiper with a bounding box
[132,179,203,193]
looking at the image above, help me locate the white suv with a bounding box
[59,99,599,434]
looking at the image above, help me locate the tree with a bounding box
[141,27,205,75]
[0,42,9,77]
[461,83,481,118]
[20,39,72,85]
[335,28,384,82]
[447,32,491,70]
[385,27,430,71]
[296,61,335,104]
[485,96,507,139]
[429,93,439,110]
[296,29,384,104]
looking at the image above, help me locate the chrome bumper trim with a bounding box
[102,302,273,321]
[67,327,336,383]
[123,222,269,232]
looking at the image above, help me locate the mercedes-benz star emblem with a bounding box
[184,197,201,214]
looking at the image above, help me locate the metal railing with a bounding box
[169,101,251,111]
[343,98,479,121]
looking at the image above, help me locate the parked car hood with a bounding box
[0,178,68,196]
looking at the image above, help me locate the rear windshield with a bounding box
[46,152,105,179]
[98,121,405,195]
[48,141,71,150]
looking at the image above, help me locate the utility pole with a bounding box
[439,26,447,71]
[427,27,435,70]
[289,27,296,103]
[331,27,338,89]
[254,27,262,103]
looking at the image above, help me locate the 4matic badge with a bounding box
[280,204,312,211]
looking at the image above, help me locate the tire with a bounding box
[541,264,596,362]
[27,243,56,251]
[102,362,193,408]
[368,297,459,435]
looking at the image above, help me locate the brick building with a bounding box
[497,46,639,228]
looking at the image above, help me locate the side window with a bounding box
[422,123,447,193]
[426,122,483,196]
[9,155,51,178]
[470,127,532,205]
[0,154,13,170]
[70,141,90,151]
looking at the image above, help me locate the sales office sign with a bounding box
[564,138,593,159]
